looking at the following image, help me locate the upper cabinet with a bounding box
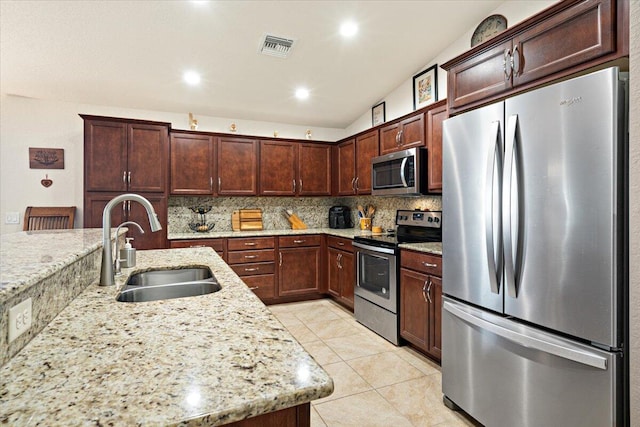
[425,100,448,193]
[380,114,425,155]
[443,0,628,114]
[335,130,379,196]
[258,140,332,196]
[83,116,169,193]
[298,143,332,196]
[259,140,297,196]
[170,132,215,195]
[217,137,259,196]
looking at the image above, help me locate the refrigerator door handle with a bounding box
[443,300,608,370]
[485,120,503,294]
[503,114,519,298]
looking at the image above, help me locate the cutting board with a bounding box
[233,209,263,231]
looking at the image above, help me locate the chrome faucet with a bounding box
[100,194,162,286]
[113,221,144,275]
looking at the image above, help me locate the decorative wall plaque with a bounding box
[29,148,64,169]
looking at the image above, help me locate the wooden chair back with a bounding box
[23,206,76,231]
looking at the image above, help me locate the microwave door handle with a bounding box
[399,157,408,187]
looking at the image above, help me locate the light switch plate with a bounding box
[5,212,19,224]
[8,298,32,342]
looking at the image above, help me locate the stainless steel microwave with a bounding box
[371,147,427,196]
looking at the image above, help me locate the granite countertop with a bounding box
[169,228,443,256]
[399,242,443,255]
[0,229,106,301]
[0,247,334,426]
[168,227,360,240]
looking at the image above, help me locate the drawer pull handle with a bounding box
[244,242,257,246]
[423,262,438,268]
[337,242,345,246]
[190,245,206,248]
[249,286,259,290]
[244,267,259,272]
[293,239,305,244]
[244,255,257,259]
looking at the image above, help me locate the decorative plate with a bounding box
[471,14,507,47]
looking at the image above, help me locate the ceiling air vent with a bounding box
[259,34,295,58]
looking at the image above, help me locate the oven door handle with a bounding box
[352,241,396,255]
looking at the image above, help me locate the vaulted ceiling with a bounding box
[1,1,503,128]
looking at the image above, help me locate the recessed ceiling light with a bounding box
[295,88,310,100]
[183,71,201,86]
[340,21,358,37]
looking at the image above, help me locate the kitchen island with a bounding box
[0,245,334,426]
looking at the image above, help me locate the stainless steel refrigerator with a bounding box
[441,67,628,427]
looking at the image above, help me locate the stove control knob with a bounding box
[428,217,433,222]
[434,217,440,223]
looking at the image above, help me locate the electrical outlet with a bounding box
[8,298,32,342]
[5,212,19,224]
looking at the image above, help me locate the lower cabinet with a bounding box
[84,192,167,250]
[278,235,323,297]
[400,250,442,361]
[227,237,277,301]
[326,236,354,310]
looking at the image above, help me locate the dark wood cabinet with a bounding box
[298,143,332,196]
[82,115,169,250]
[278,235,322,297]
[326,236,354,310]
[443,0,628,114]
[83,116,169,193]
[335,131,379,196]
[425,100,448,193]
[336,139,356,196]
[227,237,276,301]
[380,114,425,155]
[259,141,331,196]
[217,137,259,195]
[260,140,297,196]
[400,250,442,361]
[170,132,215,195]
[84,192,167,250]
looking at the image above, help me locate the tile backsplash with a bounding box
[168,195,441,234]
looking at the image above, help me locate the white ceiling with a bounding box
[0,1,503,129]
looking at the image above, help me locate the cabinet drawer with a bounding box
[279,235,322,248]
[170,239,225,252]
[231,262,275,276]
[228,237,275,251]
[401,250,442,276]
[327,236,353,252]
[242,274,276,300]
[227,249,275,265]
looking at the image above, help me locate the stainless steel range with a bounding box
[353,210,442,345]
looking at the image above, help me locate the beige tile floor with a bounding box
[268,299,481,427]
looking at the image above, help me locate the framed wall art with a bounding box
[29,147,64,169]
[372,101,385,126]
[413,64,438,110]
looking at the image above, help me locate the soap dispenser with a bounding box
[119,237,136,268]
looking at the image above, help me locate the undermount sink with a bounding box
[116,267,221,303]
